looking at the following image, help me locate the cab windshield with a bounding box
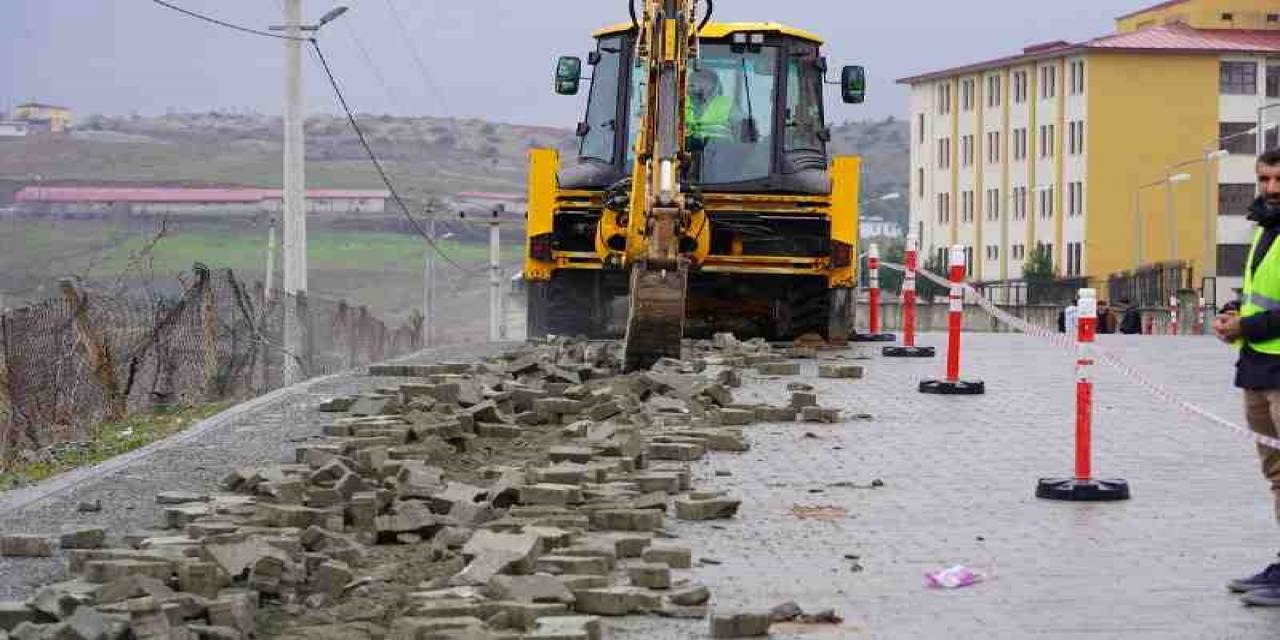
[579,36,625,162]
[685,44,777,185]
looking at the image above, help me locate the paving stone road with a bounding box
[615,333,1280,639]
[1,332,1274,639]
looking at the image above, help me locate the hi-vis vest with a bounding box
[1242,227,1280,354]
[686,95,733,141]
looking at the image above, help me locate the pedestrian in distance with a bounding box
[1213,149,1280,606]
[1119,298,1142,335]
[1097,300,1116,335]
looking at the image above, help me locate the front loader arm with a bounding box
[621,0,703,370]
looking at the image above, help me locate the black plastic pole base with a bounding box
[883,345,936,358]
[918,378,986,395]
[1036,478,1131,502]
[851,332,897,343]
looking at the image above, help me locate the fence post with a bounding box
[297,292,315,379]
[0,310,13,459]
[60,278,126,421]
[201,274,219,399]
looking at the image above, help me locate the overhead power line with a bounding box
[309,41,477,274]
[149,0,305,41]
[146,0,477,274]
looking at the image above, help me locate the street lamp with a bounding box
[1258,103,1280,158]
[1134,174,1188,270]
[1166,172,1192,265]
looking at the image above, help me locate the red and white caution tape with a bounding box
[882,261,1280,451]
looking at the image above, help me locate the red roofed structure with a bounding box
[13,186,391,217]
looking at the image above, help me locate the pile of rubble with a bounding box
[0,335,863,640]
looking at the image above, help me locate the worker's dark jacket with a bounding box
[1237,197,1280,390]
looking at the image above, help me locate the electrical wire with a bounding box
[149,0,307,41]
[382,0,454,121]
[309,41,479,274]
[146,0,478,274]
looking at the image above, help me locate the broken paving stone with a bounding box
[801,407,842,423]
[76,500,102,513]
[675,497,742,521]
[789,392,818,409]
[311,560,354,598]
[83,559,172,584]
[485,574,575,604]
[588,510,663,532]
[818,363,864,379]
[755,362,801,376]
[642,545,692,569]
[527,615,603,640]
[627,563,671,590]
[711,611,772,638]
[669,585,710,606]
[573,587,661,617]
[317,396,357,412]
[547,447,595,464]
[58,527,106,550]
[388,616,486,639]
[27,585,87,619]
[717,408,755,426]
[0,535,52,558]
[519,484,584,507]
[0,601,38,631]
[155,491,210,505]
[645,442,705,462]
[535,556,610,576]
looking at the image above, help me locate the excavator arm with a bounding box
[621,0,707,370]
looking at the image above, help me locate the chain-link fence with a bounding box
[0,264,421,459]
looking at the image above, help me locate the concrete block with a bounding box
[572,587,661,616]
[527,615,603,640]
[485,574,575,604]
[675,497,741,521]
[0,535,52,558]
[645,442,705,461]
[535,555,610,576]
[818,363,864,379]
[755,362,800,376]
[588,510,663,532]
[669,584,710,606]
[520,484,584,507]
[58,527,106,550]
[718,408,755,426]
[627,563,671,589]
[801,407,841,423]
[642,545,692,569]
[711,611,771,637]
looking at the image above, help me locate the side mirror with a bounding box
[841,65,866,104]
[555,56,583,96]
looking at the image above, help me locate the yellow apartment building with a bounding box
[899,0,1280,306]
[11,102,72,133]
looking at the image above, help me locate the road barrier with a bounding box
[853,243,896,343]
[918,246,984,395]
[1168,295,1179,336]
[883,234,935,358]
[882,260,1280,454]
[1035,288,1131,501]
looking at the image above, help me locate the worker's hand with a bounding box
[1213,312,1242,343]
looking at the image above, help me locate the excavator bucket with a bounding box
[623,263,688,370]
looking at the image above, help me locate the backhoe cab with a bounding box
[526,20,867,350]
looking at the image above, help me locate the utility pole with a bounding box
[281,0,306,384]
[489,205,504,342]
[265,218,278,302]
[423,204,436,348]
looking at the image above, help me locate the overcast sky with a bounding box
[1,1,1131,126]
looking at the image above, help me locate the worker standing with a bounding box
[1215,149,1280,606]
[686,69,734,146]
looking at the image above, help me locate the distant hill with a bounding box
[831,116,910,230]
[0,112,908,218]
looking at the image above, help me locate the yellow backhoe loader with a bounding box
[524,0,867,370]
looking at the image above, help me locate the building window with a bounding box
[1013,186,1028,220]
[1013,128,1027,161]
[1069,60,1086,95]
[1039,124,1056,157]
[987,131,1001,163]
[1067,121,1085,155]
[1220,61,1258,95]
[1269,13,1278,22]
[987,75,1002,108]
[1221,12,1234,21]
[964,246,974,276]
[1013,70,1028,103]
[1064,242,1084,277]
[1221,122,1257,155]
[986,188,1000,221]
[1039,186,1055,219]
[917,113,925,144]
[961,135,973,166]
[1040,64,1057,99]
[1268,65,1280,99]
[917,168,925,197]
[1219,244,1249,277]
[937,137,953,168]
[962,190,975,223]
[1220,184,1255,215]
[938,83,953,114]
[937,192,951,224]
[961,79,975,111]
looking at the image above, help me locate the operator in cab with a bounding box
[686,69,734,148]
